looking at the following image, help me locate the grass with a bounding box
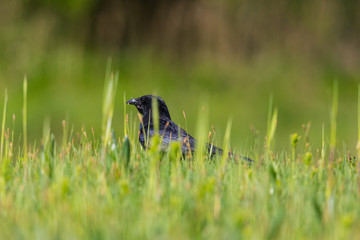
[0,76,359,240]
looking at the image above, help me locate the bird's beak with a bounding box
[126,98,139,105]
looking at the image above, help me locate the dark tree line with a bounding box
[16,0,360,58]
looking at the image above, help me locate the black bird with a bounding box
[126,95,253,163]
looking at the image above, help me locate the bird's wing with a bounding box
[159,119,195,153]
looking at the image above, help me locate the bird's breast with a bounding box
[138,130,146,148]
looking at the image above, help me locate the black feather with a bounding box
[127,95,253,163]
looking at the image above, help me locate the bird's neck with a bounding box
[141,111,171,130]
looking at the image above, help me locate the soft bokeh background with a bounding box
[0,0,359,151]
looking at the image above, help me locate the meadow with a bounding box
[0,75,359,240]
[1,1,360,239]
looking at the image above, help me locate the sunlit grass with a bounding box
[0,78,358,240]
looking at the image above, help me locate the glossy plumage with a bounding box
[127,95,253,163]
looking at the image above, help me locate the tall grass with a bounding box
[358,84,360,159]
[266,95,278,161]
[23,77,28,161]
[0,79,358,240]
[101,71,118,165]
[0,90,7,162]
[330,81,338,162]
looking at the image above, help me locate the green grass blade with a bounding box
[23,76,28,161]
[330,81,338,150]
[151,95,159,134]
[220,118,232,167]
[123,93,127,136]
[195,103,208,164]
[267,108,278,156]
[267,94,273,138]
[101,72,118,165]
[0,90,8,162]
[358,84,360,159]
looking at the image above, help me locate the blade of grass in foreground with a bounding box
[330,81,338,162]
[358,84,360,159]
[220,119,232,168]
[0,90,7,162]
[195,103,208,167]
[267,94,273,136]
[267,107,278,161]
[151,94,159,134]
[123,93,127,136]
[23,77,28,161]
[266,94,278,161]
[320,123,325,166]
[101,72,118,165]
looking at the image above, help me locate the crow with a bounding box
[126,95,253,163]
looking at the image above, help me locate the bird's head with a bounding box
[126,95,171,119]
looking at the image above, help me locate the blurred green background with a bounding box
[0,0,359,151]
